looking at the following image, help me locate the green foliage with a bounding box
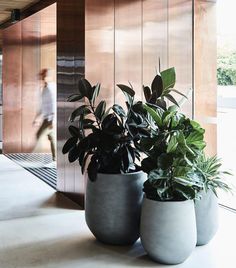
[143,67,187,110]
[141,104,206,201]
[63,68,183,182]
[217,50,236,85]
[63,78,150,182]
[194,154,232,196]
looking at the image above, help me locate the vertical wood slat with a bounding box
[21,12,41,152]
[85,0,115,107]
[194,0,217,156]
[2,5,56,154]
[168,0,193,118]
[114,0,142,103]
[2,23,22,153]
[142,0,168,86]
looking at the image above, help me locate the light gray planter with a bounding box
[195,190,219,246]
[140,197,196,265]
[85,171,146,245]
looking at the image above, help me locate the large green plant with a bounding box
[141,105,206,201]
[62,78,151,181]
[139,66,209,201]
[62,68,184,182]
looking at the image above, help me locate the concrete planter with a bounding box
[85,171,146,245]
[140,197,196,264]
[195,190,219,246]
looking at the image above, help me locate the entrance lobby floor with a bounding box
[0,155,235,268]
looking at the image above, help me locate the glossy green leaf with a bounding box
[161,67,176,90]
[95,100,106,120]
[143,104,162,127]
[69,105,90,122]
[143,86,152,102]
[151,74,163,98]
[165,94,179,107]
[62,137,78,154]
[91,83,101,104]
[112,104,126,117]
[67,93,84,102]
[167,135,178,153]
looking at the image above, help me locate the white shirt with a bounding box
[41,82,56,121]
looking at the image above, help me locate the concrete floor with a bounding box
[0,155,235,268]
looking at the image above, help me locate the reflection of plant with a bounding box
[195,154,232,196]
[217,51,236,85]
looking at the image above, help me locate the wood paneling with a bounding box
[85,0,114,106]
[21,12,41,152]
[143,0,168,85]
[2,4,56,154]
[115,0,142,102]
[194,0,217,156]
[168,0,193,117]
[2,23,22,153]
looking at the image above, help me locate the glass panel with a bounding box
[217,0,236,209]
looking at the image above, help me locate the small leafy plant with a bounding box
[141,105,206,201]
[195,153,232,196]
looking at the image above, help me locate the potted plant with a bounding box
[62,66,183,245]
[139,68,206,264]
[194,153,232,246]
[62,78,149,245]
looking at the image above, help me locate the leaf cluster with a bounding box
[194,153,232,197]
[62,78,149,181]
[140,68,209,201]
[141,104,206,201]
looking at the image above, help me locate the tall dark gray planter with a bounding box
[140,197,196,265]
[85,171,146,245]
[195,190,219,246]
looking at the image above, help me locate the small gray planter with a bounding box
[85,171,146,245]
[140,197,196,265]
[195,190,219,246]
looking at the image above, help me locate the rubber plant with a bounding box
[62,78,150,181]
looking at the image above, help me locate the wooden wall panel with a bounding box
[39,3,57,152]
[85,0,114,106]
[143,0,168,85]
[2,4,56,154]
[57,0,85,207]
[21,12,41,152]
[194,0,217,156]
[2,23,22,153]
[168,0,193,117]
[115,0,142,102]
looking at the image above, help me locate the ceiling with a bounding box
[0,0,40,49]
[0,0,39,23]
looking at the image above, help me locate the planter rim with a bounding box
[144,196,193,204]
[97,170,145,176]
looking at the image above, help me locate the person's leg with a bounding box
[33,120,49,153]
[48,126,56,161]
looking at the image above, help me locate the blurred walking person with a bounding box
[33,68,56,168]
